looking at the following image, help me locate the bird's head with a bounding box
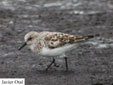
[18,31,39,50]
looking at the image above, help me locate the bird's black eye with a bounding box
[28,37,32,41]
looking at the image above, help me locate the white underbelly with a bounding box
[40,44,76,56]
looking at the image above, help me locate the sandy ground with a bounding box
[0,0,113,85]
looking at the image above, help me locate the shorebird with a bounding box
[18,31,98,71]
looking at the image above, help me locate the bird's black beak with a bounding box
[18,42,27,50]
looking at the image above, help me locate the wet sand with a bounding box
[0,0,113,85]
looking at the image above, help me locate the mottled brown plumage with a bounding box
[43,32,88,49]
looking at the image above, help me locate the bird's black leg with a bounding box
[53,61,59,67]
[45,58,55,71]
[64,57,68,71]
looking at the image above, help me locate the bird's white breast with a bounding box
[40,44,76,56]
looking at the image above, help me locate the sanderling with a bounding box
[18,31,98,71]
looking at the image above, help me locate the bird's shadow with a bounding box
[34,69,75,75]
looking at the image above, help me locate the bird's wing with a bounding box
[43,32,87,49]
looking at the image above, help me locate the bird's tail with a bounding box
[85,34,100,40]
[84,32,112,40]
[74,32,112,42]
